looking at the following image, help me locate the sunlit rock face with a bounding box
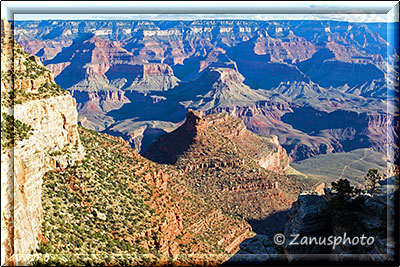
[1,18,84,266]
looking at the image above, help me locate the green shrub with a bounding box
[364,168,381,195]
[1,112,33,150]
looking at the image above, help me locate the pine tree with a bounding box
[364,168,381,195]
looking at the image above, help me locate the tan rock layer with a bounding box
[1,95,85,265]
[1,18,85,265]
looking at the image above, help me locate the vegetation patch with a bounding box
[1,39,67,108]
[36,128,157,259]
[1,112,33,151]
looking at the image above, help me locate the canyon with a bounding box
[12,19,399,165]
[1,18,308,265]
[2,19,259,265]
[1,17,398,265]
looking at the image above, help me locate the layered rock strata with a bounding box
[1,18,84,265]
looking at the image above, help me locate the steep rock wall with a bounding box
[283,185,397,262]
[1,18,84,265]
[1,95,85,265]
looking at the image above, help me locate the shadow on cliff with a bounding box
[143,111,203,164]
[144,122,196,164]
[246,209,289,235]
[106,90,187,123]
[223,210,291,266]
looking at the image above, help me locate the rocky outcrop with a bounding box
[283,194,330,260]
[227,234,280,264]
[282,182,397,262]
[145,110,202,164]
[146,110,291,174]
[330,189,397,261]
[146,111,308,225]
[1,18,84,265]
[3,96,84,265]
[230,178,398,263]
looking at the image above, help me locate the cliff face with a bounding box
[3,96,84,265]
[283,194,330,260]
[282,184,397,262]
[1,18,84,265]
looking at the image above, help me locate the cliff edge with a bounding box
[1,18,84,265]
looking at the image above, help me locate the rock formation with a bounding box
[230,177,398,263]
[283,194,330,260]
[282,182,397,262]
[146,111,311,224]
[147,110,290,174]
[227,234,281,264]
[1,18,84,265]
